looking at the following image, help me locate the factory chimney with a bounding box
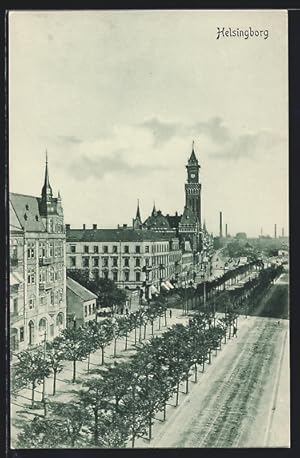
[219,211,223,238]
[274,224,277,239]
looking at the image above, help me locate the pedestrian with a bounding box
[277,320,280,326]
[125,307,129,315]
[233,325,237,337]
[169,309,172,319]
[120,307,124,315]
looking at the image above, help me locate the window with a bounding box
[135,258,140,267]
[113,271,118,282]
[70,245,76,253]
[135,245,141,254]
[112,258,118,267]
[145,245,150,253]
[54,268,58,282]
[124,245,129,254]
[93,245,99,254]
[84,245,89,254]
[27,268,35,284]
[50,324,54,337]
[124,258,129,267]
[40,296,46,306]
[20,327,24,342]
[88,304,91,315]
[113,245,118,253]
[13,298,18,314]
[39,242,46,258]
[103,245,108,253]
[82,257,89,268]
[27,242,35,259]
[124,271,130,282]
[92,303,95,313]
[49,242,54,257]
[135,272,141,282]
[39,318,47,334]
[93,257,99,267]
[145,258,150,267]
[104,271,109,279]
[29,297,35,309]
[84,306,88,317]
[49,267,55,282]
[70,257,76,267]
[103,258,108,267]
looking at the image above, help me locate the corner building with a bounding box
[9,156,66,350]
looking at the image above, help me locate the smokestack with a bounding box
[261,227,263,236]
[219,211,223,238]
[225,223,228,237]
[83,224,86,230]
[282,227,284,237]
[274,224,277,239]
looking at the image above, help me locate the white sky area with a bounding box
[9,10,288,237]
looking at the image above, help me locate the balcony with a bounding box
[39,257,52,266]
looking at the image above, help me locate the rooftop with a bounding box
[66,227,177,243]
[67,276,97,302]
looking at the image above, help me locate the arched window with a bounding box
[56,312,64,328]
[28,320,35,345]
[39,318,47,334]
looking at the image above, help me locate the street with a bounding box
[135,279,290,448]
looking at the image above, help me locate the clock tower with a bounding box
[185,141,201,227]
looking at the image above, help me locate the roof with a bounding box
[9,201,23,232]
[166,213,182,229]
[67,277,97,301]
[10,193,46,232]
[143,210,172,230]
[180,206,198,225]
[66,228,176,243]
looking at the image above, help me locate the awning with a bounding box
[160,282,170,291]
[10,272,24,286]
[165,280,174,289]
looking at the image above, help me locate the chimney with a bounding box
[93,224,97,230]
[282,227,284,237]
[225,223,228,237]
[274,224,277,239]
[83,224,86,230]
[65,224,70,230]
[219,211,223,238]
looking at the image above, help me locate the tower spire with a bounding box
[41,149,53,200]
[136,199,141,220]
[152,200,157,216]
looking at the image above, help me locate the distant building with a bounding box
[66,226,181,294]
[66,277,97,328]
[236,232,247,240]
[9,154,66,350]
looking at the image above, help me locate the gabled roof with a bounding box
[180,206,198,225]
[10,193,46,232]
[143,210,172,230]
[67,277,97,301]
[9,200,23,232]
[66,227,175,243]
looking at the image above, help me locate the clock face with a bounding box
[190,173,196,179]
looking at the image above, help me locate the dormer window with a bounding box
[24,214,28,220]
[25,204,29,211]
[35,215,39,221]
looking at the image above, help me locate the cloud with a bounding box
[139,117,179,146]
[209,129,285,160]
[66,149,163,181]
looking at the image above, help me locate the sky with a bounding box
[9,10,288,237]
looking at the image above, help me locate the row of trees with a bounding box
[16,311,228,448]
[12,296,169,405]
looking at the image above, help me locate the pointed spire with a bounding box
[136,199,141,220]
[41,149,53,200]
[152,201,157,216]
[188,141,199,165]
[57,190,61,200]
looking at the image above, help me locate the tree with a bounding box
[16,416,67,448]
[94,319,114,365]
[117,315,133,351]
[102,362,135,414]
[14,346,51,407]
[59,327,89,383]
[46,338,65,395]
[49,401,89,447]
[79,376,111,446]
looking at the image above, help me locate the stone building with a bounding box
[66,226,181,294]
[9,155,66,350]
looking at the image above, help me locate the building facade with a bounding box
[66,276,97,328]
[66,226,181,293]
[9,156,67,350]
